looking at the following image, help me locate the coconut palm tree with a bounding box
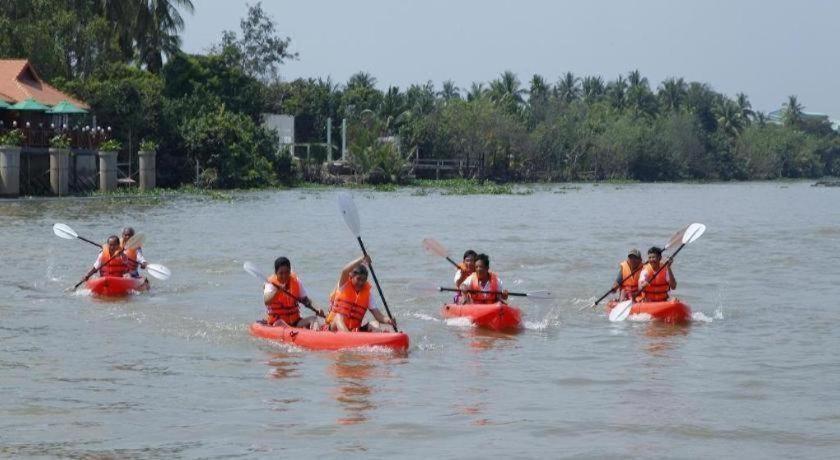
[581,76,605,103]
[438,80,461,102]
[657,77,687,112]
[714,98,744,137]
[606,75,627,110]
[735,92,754,124]
[627,69,648,90]
[467,82,486,102]
[489,71,525,105]
[135,0,195,73]
[528,74,549,103]
[783,95,803,127]
[555,71,580,103]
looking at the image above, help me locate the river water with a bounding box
[1,182,839,458]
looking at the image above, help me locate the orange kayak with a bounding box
[606,299,691,323]
[85,276,147,297]
[249,322,409,351]
[441,303,522,331]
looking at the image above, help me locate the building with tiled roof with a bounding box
[0,59,88,108]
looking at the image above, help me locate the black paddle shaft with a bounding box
[643,243,685,286]
[356,237,398,332]
[267,280,324,318]
[591,264,644,308]
[74,247,128,289]
[439,286,525,297]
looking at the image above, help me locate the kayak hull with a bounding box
[442,303,522,331]
[249,322,409,351]
[607,299,692,323]
[85,276,147,297]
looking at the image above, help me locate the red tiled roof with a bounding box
[0,59,89,109]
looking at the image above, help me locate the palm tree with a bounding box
[467,82,486,102]
[606,75,627,110]
[657,77,687,112]
[135,0,195,73]
[555,71,580,103]
[528,74,549,103]
[714,98,744,137]
[782,95,803,127]
[380,86,405,120]
[347,72,377,90]
[581,76,605,103]
[438,80,461,102]
[627,69,648,90]
[735,92,754,124]
[489,70,525,105]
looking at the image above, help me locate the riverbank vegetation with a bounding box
[2,1,838,189]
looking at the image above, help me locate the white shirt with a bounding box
[638,266,671,289]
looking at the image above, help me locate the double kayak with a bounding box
[606,299,692,323]
[86,276,148,297]
[249,322,410,352]
[441,302,522,331]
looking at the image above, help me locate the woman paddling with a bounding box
[262,257,324,329]
[326,255,394,332]
[458,253,509,304]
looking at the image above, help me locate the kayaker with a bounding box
[613,248,643,301]
[637,246,677,302]
[459,253,509,304]
[80,235,129,282]
[326,255,394,332]
[120,227,148,278]
[263,257,323,329]
[453,249,477,303]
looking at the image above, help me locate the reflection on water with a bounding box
[265,352,302,380]
[642,323,690,357]
[329,353,378,426]
[456,328,519,351]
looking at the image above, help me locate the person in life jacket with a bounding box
[637,246,677,302]
[120,227,147,279]
[326,255,394,332]
[459,253,509,304]
[80,235,129,282]
[263,257,324,329]
[453,249,477,303]
[612,248,643,301]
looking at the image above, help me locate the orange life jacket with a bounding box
[640,263,670,302]
[98,244,128,277]
[328,281,372,330]
[619,260,641,299]
[466,272,501,304]
[119,237,140,273]
[265,273,302,325]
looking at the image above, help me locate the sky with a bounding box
[181,0,839,117]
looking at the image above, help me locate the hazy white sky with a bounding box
[182,0,839,116]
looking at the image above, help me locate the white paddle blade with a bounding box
[243,261,268,281]
[146,263,171,280]
[337,192,361,237]
[53,223,78,240]
[406,280,445,296]
[422,238,450,258]
[664,224,689,251]
[124,233,145,250]
[609,300,634,322]
[682,223,706,244]
[526,290,555,300]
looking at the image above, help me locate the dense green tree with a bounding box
[555,72,580,103]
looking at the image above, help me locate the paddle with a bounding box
[72,233,145,290]
[582,225,692,311]
[54,223,171,281]
[337,192,398,332]
[421,238,461,269]
[409,281,554,302]
[609,223,706,322]
[243,261,325,318]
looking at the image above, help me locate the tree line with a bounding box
[1,1,837,187]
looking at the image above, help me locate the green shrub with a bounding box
[0,128,24,146]
[49,134,70,149]
[99,138,122,151]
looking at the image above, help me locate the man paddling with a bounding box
[80,235,129,282]
[263,257,323,329]
[120,227,148,278]
[637,246,677,302]
[453,249,477,303]
[326,255,394,332]
[459,253,509,304]
[612,249,643,301]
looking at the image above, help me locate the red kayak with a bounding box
[606,299,692,323]
[441,303,522,331]
[249,322,409,352]
[85,276,148,297]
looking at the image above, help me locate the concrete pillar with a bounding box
[49,148,70,196]
[0,146,21,197]
[326,118,332,162]
[98,150,118,192]
[138,150,156,191]
[74,153,97,190]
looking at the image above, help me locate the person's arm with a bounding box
[135,248,148,268]
[263,282,277,305]
[497,277,508,300]
[332,313,350,331]
[454,269,468,288]
[338,255,370,287]
[666,262,677,289]
[296,282,324,316]
[613,268,624,292]
[638,269,649,290]
[82,253,103,281]
[369,308,393,325]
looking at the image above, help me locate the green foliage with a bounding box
[139,139,158,152]
[180,104,280,188]
[0,129,25,147]
[99,139,122,151]
[49,134,71,149]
